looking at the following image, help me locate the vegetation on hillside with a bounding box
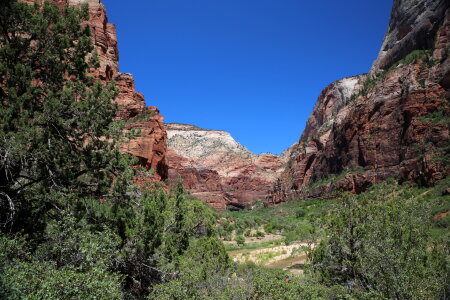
[218,197,330,248]
[311,180,449,299]
[350,49,435,101]
[150,179,450,299]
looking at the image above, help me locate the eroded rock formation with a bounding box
[22,0,169,181]
[268,0,450,205]
[83,0,168,180]
[167,124,287,210]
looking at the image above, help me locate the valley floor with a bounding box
[228,241,311,275]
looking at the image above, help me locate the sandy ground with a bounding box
[222,228,314,274]
[229,242,313,274]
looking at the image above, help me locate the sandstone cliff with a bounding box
[268,0,450,205]
[84,0,168,181]
[166,124,287,210]
[22,0,169,181]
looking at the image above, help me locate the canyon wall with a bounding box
[23,0,449,209]
[22,0,169,181]
[167,124,287,210]
[268,0,450,205]
[82,0,169,181]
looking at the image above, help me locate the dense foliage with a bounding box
[311,180,449,299]
[220,197,329,247]
[0,1,225,299]
[0,0,128,236]
[221,180,449,300]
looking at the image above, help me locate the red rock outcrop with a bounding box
[83,0,168,181]
[167,149,234,210]
[83,0,168,180]
[268,0,450,205]
[114,73,168,181]
[22,0,169,180]
[166,124,287,210]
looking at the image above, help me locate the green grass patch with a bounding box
[419,108,450,125]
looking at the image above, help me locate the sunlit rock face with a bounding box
[268,0,450,205]
[78,0,169,181]
[166,124,288,210]
[19,0,169,181]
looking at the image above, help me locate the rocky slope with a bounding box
[268,0,450,205]
[167,124,287,210]
[22,0,169,181]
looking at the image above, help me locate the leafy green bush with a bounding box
[236,226,244,235]
[223,233,232,241]
[283,230,297,245]
[1,261,123,300]
[312,181,449,299]
[295,208,306,218]
[255,230,265,238]
[0,219,124,299]
[235,235,246,246]
[149,237,231,299]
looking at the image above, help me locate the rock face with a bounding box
[371,0,449,74]
[167,124,287,210]
[268,0,450,205]
[82,0,168,180]
[22,0,169,180]
[114,73,168,181]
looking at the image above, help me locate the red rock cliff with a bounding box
[22,0,169,180]
[268,0,450,205]
[166,124,287,210]
[85,0,168,180]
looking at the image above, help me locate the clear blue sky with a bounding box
[103,0,393,155]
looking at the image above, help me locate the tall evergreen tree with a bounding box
[0,2,235,298]
[0,0,132,234]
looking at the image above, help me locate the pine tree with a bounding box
[0,2,230,298]
[0,0,132,234]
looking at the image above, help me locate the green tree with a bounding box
[0,215,124,299]
[0,1,134,298]
[235,234,245,246]
[311,181,449,299]
[0,0,133,235]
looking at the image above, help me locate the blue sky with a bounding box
[103,0,393,155]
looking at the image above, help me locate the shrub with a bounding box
[255,231,265,238]
[295,208,306,218]
[236,227,244,235]
[235,235,246,246]
[1,261,123,300]
[311,181,449,299]
[284,230,297,245]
